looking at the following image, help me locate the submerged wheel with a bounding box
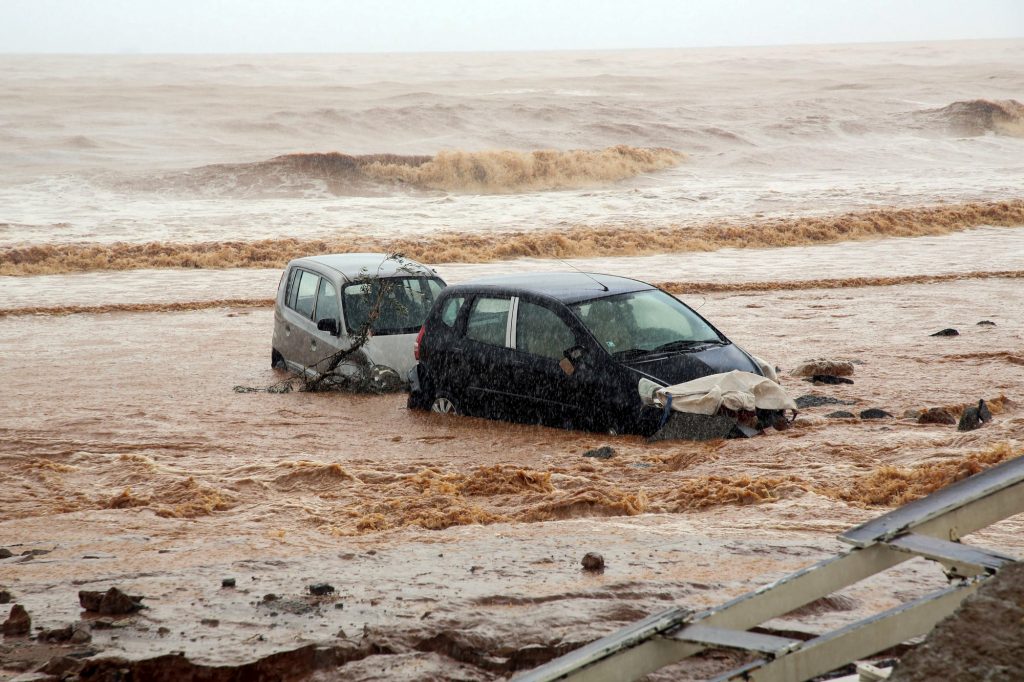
[271,348,286,370]
[430,394,461,416]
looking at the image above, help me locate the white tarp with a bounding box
[642,370,797,416]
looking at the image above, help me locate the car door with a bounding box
[277,267,322,373]
[510,298,585,426]
[459,294,517,417]
[306,275,346,374]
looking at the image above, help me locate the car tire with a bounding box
[429,393,461,416]
[271,348,286,370]
[407,390,432,411]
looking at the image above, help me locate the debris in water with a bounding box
[930,328,959,337]
[581,552,605,572]
[221,578,236,589]
[827,411,856,419]
[583,446,615,459]
[0,548,12,559]
[977,320,996,326]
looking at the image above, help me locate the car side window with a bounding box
[285,268,300,309]
[315,278,338,325]
[293,270,319,320]
[465,297,510,347]
[440,296,465,328]
[517,301,576,361]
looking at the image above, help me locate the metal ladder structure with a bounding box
[516,455,1024,682]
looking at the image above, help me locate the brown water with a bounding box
[2,39,1024,680]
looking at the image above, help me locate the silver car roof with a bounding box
[290,253,437,282]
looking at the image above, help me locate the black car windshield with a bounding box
[343,276,444,336]
[570,289,723,356]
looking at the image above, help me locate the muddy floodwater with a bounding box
[3,268,1023,679]
[2,38,1024,680]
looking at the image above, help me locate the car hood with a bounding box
[618,343,761,386]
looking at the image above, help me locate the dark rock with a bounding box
[221,578,236,588]
[859,409,893,419]
[804,375,855,385]
[0,548,12,559]
[826,411,856,419]
[308,583,335,596]
[0,589,11,604]
[38,624,74,642]
[2,604,31,636]
[200,618,220,627]
[958,399,993,432]
[78,587,145,615]
[581,552,605,572]
[583,446,615,459]
[918,407,957,425]
[334,602,345,610]
[977,320,996,326]
[262,593,279,603]
[795,394,856,409]
[70,622,92,644]
[930,328,959,337]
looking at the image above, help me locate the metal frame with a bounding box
[516,455,1024,682]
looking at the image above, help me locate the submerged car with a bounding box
[408,272,772,434]
[272,253,446,386]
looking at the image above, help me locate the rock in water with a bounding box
[860,408,893,419]
[581,552,605,571]
[790,359,855,378]
[930,328,959,337]
[583,446,615,459]
[958,399,992,432]
[804,375,854,385]
[976,320,996,326]
[826,411,856,419]
[78,587,145,615]
[308,583,335,596]
[2,604,31,636]
[918,407,957,425]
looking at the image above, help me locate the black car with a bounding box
[407,273,767,435]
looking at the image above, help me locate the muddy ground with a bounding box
[2,277,1023,680]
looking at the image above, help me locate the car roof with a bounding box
[447,272,655,304]
[291,253,438,282]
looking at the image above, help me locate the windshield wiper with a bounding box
[651,339,725,353]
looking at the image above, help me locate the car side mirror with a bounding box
[317,318,340,336]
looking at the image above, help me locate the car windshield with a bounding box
[570,289,723,357]
[343,276,444,336]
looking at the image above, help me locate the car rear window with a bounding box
[466,297,510,347]
[343,276,444,336]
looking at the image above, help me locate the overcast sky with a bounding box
[1,0,1021,53]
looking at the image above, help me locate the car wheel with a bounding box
[430,393,461,416]
[271,348,286,370]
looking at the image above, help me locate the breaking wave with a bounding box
[135,145,685,196]
[2,200,1021,277]
[923,99,1024,137]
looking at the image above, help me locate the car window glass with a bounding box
[517,301,575,360]
[466,297,510,347]
[294,270,319,319]
[343,276,445,335]
[572,290,719,355]
[285,268,300,309]
[315,278,338,324]
[440,296,465,327]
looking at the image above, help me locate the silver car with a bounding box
[272,253,446,385]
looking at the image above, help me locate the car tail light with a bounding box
[413,325,425,360]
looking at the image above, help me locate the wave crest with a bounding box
[137,146,685,196]
[926,99,1024,137]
